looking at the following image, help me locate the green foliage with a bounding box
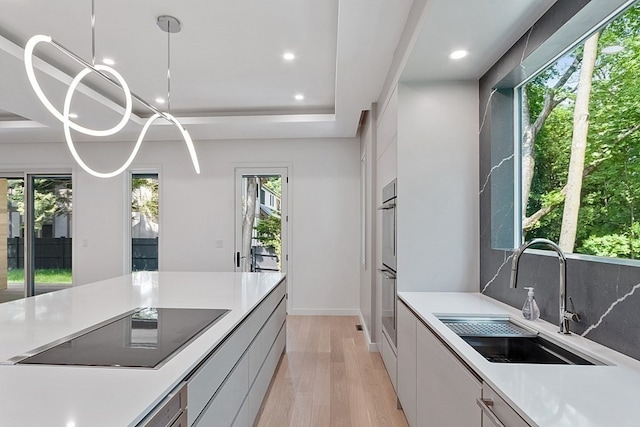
[262,177,281,197]
[7,178,72,232]
[132,177,159,223]
[523,3,640,259]
[7,269,72,284]
[255,213,281,251]
[579,223,640,258]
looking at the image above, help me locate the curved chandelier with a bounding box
[23,15,200,178]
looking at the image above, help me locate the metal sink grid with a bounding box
[438,317,537,338]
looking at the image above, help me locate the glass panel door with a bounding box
[234,168,287,274]
[131,173,159,271]
[1,179,8,299]
[0,175,71,303]
[1,178,25,303]
[29,175,73,297]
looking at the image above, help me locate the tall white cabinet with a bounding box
[375,81,479,401]
[395,81,479,293]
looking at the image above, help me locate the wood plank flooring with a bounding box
[256,316,408,427]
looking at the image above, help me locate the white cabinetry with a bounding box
[396,82,478,293]
[396,301,417,426]
[380,331,397,391]
[416,320,482,426]
[479,383,531,427]
[397,300,482,427]
[396,299,535,427]
[187,279,286,427]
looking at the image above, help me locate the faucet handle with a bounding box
[564,297,581,322]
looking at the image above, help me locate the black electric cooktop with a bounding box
[15,307,229,368]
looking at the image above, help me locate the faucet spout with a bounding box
[510,238,576,334]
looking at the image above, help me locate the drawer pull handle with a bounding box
[476,398,506,427]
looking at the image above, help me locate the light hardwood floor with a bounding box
[256,316,408,427]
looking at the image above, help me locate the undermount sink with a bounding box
[437,316,604,366]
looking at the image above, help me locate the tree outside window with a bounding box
[522,3,640,259]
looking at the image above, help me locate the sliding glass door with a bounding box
[1,178,24,303]
[28,175,72,296]
[0,174,72,303]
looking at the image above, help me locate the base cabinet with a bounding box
[397,299,533,427]
[480,383,531,427]
[397,300,481,427]
[397,301,417,426]
[416,320,482,426]
[380,330,397,392]
[188,280,286,427]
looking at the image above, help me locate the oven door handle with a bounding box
[378,268,396,280]
[377,202,396,210]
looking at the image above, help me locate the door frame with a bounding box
[234,165,290,306]
[126,168,162,274]
[26,173,73,297]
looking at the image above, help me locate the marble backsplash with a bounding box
[479,0,640,361]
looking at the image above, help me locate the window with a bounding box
[131,173,159,271]
[514,1,640,260]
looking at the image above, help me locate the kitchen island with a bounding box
[0,271,286,426]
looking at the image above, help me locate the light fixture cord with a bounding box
[91,0,96,66]
[167,19,171,113]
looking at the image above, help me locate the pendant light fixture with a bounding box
[23,2,200,178]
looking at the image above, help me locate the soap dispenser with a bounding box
[522,287,540,321]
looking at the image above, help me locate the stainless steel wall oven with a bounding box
[379,179,397,348]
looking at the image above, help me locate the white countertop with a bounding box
[0,271,286,427]
[398,291,640,427]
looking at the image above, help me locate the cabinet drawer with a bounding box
[188,313,259,424]
[254,279,287,328]
[249,297,286,384]
[187,279,285,424]
[480,384,531,427]
[380,331,397,392]
[231,397,249,427]
[193,353,249,427]
[249,323,286,422]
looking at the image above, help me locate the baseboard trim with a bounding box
[358,312,378,352]
[286,310,378,352]
[287,309,361,316]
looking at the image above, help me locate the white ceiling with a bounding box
[401,0,558,82]
[0,0,557,144]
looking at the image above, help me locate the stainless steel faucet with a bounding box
[509,238,580,334]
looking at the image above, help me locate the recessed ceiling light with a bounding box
[294,94,304,101]
[102,58,115,65]
[283,52,295,61]
[68,113,78,119]
[449,49,469,60]
[155,97,165,104]
[602,45,623,54]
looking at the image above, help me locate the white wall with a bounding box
[0,137,361,314]
[396,81,479,292]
